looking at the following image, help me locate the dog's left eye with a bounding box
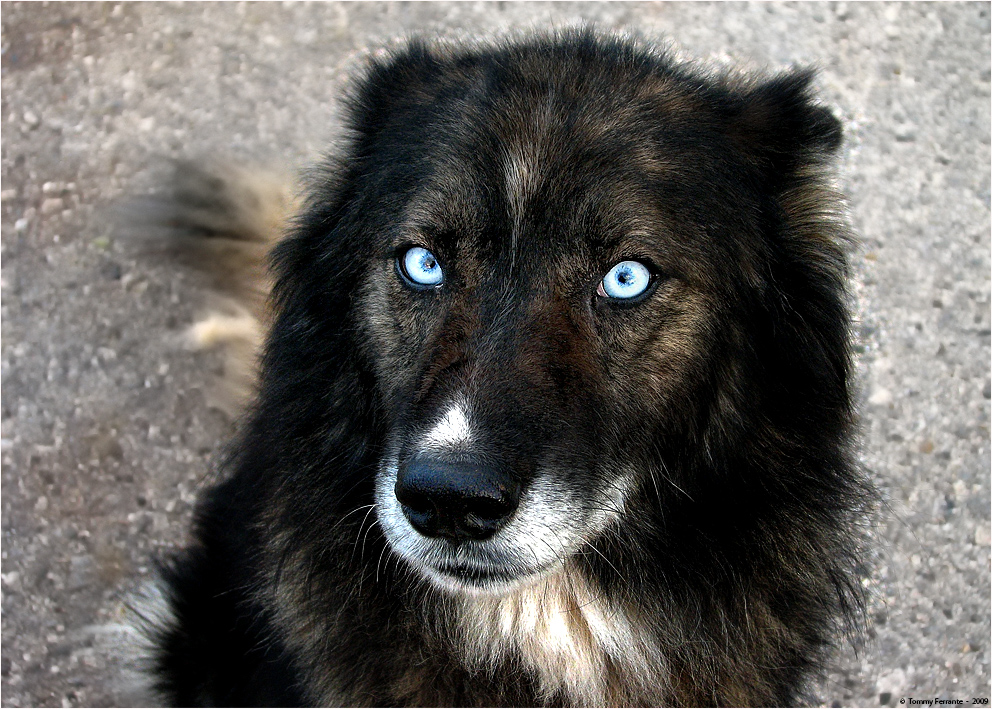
[598,260,652,299]
[399,247,444,288]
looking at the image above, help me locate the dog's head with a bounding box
[264,32,849,597]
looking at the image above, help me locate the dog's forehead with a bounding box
[396,126,676,261]
[374,64,725,271]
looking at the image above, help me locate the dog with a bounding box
[130,29,873,707]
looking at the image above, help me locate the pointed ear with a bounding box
[730,69,842,177]
[346,39,444,139]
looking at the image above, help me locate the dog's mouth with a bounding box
[436,563,506,583]
[418,558,554,595]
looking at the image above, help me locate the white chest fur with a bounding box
[455,567,663,705]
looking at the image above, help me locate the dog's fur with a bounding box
[134,31,872,707]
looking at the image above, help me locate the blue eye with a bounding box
[599,261,652,299]
[400,247,444,287]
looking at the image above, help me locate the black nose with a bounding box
[395,455,519,542]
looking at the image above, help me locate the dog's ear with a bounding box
[728,69,842,179]
[346,40,446,140]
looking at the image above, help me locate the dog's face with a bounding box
[348,71,761,597]
[273,39,843,598]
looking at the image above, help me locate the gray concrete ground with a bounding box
[1,2,989,706]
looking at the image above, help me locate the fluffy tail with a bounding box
[127,160,297,414]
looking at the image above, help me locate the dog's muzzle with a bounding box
[394,454,521,542]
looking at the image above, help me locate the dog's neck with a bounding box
[454,565,664,705]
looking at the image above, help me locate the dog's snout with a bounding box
[395,456,519,542]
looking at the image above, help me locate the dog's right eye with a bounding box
[598,260,652,300]
[398,247,444,288]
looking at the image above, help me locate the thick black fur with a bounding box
[144,30,871,707]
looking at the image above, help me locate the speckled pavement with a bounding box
[2,3,989,706]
